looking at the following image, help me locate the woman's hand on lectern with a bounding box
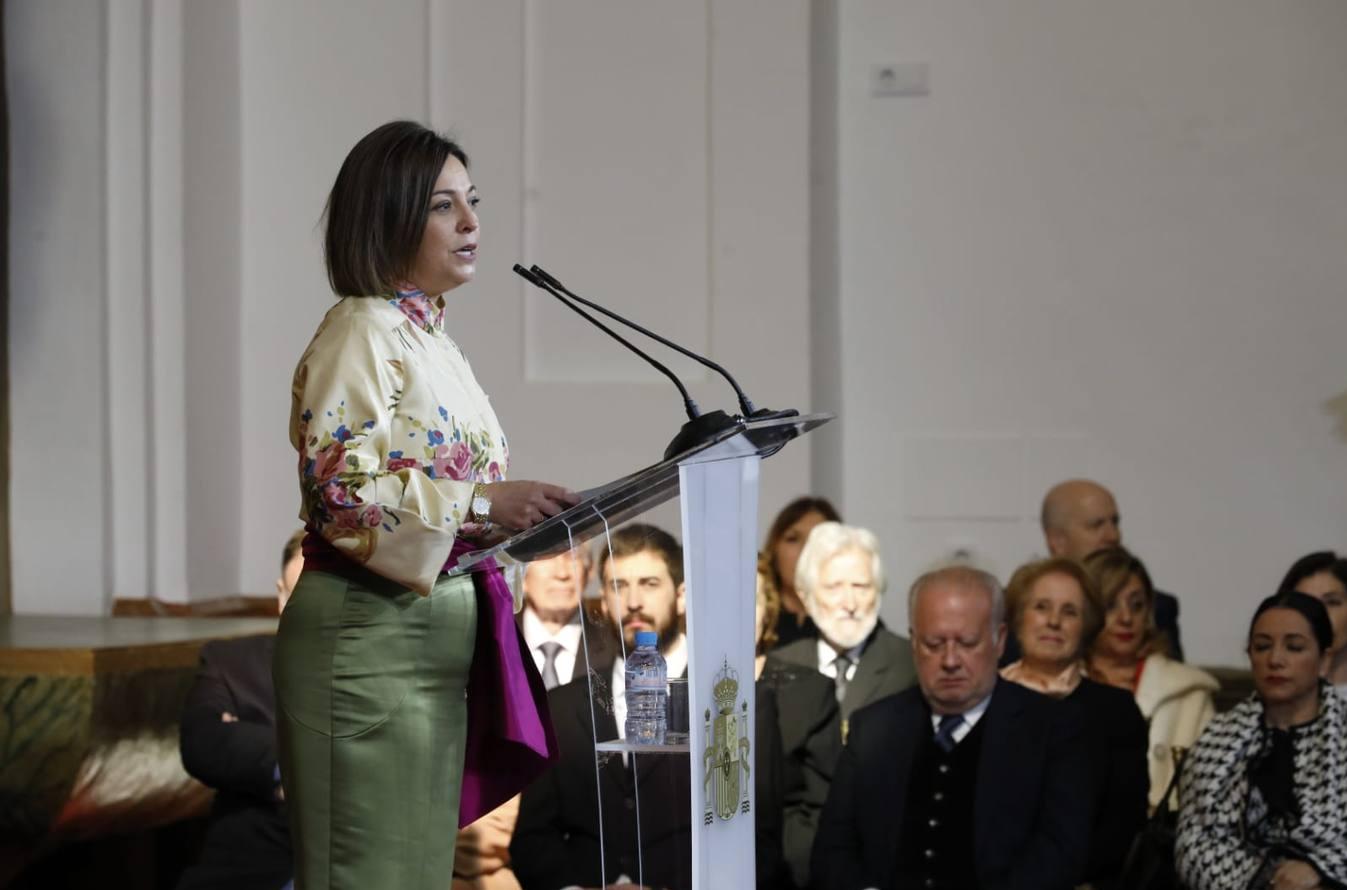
[485,481,580,532]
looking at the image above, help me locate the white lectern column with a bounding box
[678,438,761,890]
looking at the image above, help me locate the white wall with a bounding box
[7,1,110,613]
[831,0,1347,666]
[8,0,194,612]
[6,0,814,611]
[10,2,1346,661]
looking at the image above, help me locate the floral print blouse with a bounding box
[290,291,508,595]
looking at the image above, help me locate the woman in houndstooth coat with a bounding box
[1175,592,1347,890]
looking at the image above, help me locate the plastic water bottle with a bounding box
[624,631,668,745]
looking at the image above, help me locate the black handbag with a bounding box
[1116,748,1189,890]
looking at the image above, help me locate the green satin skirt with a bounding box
[274,569,477,890]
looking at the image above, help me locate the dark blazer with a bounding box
[812,679,1093,890]
[177,634,291,890]
[772,610,818,649]
[771,624,917,726]
[1063,678,1148,886]
[512,648,784,890]
[760,660,842,890]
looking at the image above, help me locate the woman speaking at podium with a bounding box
[276,120,578,889]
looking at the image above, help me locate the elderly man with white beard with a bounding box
[769,523,917,738]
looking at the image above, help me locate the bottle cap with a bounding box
[635,630,658,648]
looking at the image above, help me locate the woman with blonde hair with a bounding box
[755,550,782,677]
[1084,547,1218,810]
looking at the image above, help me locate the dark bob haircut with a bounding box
[1276,550,1347,598]
[323,121,469,297]
[1248,591,1334,653]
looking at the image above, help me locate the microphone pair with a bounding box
[513,264,791,459]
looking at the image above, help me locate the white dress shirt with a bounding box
[816,636,866,684]
[521,606,582,685]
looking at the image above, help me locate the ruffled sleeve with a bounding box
[290,307,477,595]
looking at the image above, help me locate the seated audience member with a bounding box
[176,532,303,890]
[454,548,612,890]
[453,797,521,890]
[1176,592,1347,890]
[813,566,1093,890]
[275,529,304,602]
[763,496,842,648]
[771,523,916,736]
[1277,550,1347,697]
[1000,558,1147,887]
[1038,479,1184,659]
[511,524,783,890]
[757,553,843,890]
[519,545,615,691]
[1084,547,1217,810]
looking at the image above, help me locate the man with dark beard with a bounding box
[512,523,783,890]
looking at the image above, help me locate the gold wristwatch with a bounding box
[469,482,492,526]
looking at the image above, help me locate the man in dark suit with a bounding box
[1038,479,1184,659]
[769,523,917,733]
[767,523,915,889]
[758,660,841,890]
[179,634,291,890]
[518,545,619,691]
[813,566,1093,890]
[175,534,300,890]
[512,523,782,890]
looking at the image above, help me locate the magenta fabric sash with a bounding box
[449,538,559,827]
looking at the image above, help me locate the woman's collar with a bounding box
[388,288,445,334]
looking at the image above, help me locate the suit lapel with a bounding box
[843,629,894,716]
[973,680,1024,858]
[771,638,818,671]
[568,612,617,685]
[589,680,632,795]
[879,694,924,888]
[569,646,628,794]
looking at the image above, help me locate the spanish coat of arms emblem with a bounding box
[702,657,751,824]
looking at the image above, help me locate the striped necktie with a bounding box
[934,713,964,752]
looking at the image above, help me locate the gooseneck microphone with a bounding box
[530,265,758,418]
[513,264,701,422]
[512,264,741,458]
